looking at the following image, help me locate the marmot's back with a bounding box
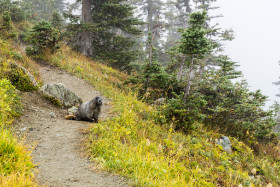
[75,97,102,122]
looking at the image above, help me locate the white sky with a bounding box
[211,0,280,107]
[66,0,280,107]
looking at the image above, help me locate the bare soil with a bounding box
[13,63,129,187]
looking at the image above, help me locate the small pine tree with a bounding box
[1,11,12,31]
[0,11,17,39]
[51,11,64,30]
[216,55,242,79]
[25,21,60,55]
[178,11,213,101]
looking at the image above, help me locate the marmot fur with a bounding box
[75,96,102,122]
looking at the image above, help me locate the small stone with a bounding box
[158,144,163,152]
[146,139,151,147]
[178,143,183,152]
[216,136,232,153]
[68,106,78,115]
[29,128,34,131]
[20,127,27,131]
[49,112,56,118]
[153,98,165,105]
[251,168,257,175]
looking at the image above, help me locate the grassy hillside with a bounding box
[46,46,280,186]
[1,38,279,186]
[0,39,39,186]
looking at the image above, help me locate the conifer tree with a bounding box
[216,55,242,79]
[129,0,166,63]
[20,0,66,20]
[0,0,25,22]
[178,11,213,101]
[25,21,60,54]
[77,0,143,69]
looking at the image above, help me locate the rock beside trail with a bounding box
[9,62,38,88]
[153,98,165,105]
[216,136,232,153]
[40,83,82,108]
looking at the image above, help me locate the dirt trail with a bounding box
[14,63,128,187]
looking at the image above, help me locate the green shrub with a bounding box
[0,78,21,126]
[10,51,23,61]
[127,62,182,101]
[0,11,18,40]
[157,93,207,131]
[25,21,60,55]
[199,70,277,143]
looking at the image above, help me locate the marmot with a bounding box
[65,96,102,123]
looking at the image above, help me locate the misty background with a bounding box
[213,0,280,107]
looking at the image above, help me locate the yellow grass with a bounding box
[47,45,280,186]
[0,39,38,186]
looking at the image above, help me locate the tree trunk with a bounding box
[79,0,93,56]
[183,55,194,102]
[177,55,187,80]
[143,30,155,94]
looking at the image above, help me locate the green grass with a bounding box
[46,45,280,186]
[0,79,37,186]
[0,39,38,186]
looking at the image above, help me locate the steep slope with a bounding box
[45,45,280,186]
[4,41,279,186]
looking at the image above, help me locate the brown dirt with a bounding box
[13,63,129,187]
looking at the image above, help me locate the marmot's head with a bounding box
[95,96,102,106]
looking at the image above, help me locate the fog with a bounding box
[65,0,280,107]
[212,0,280,107]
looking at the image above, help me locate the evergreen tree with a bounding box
[25,21,60,54]
[20,0,66,20]
[51,11,64,30]
[129,0,166,63]
[178,11,213,101]
[72,0,143,69]
[0,11,17,39]
[1,11,12,31]
[0,0,25,22]
[216,55,242,79]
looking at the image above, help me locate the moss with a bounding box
[42,95,62,108]
[7,66,38,91]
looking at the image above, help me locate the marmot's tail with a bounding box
[65,114,76,120]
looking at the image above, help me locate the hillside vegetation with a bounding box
[0,39,39,186]
[44,46,280,186]
[1,2,280,186]
[0,31,279,187]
